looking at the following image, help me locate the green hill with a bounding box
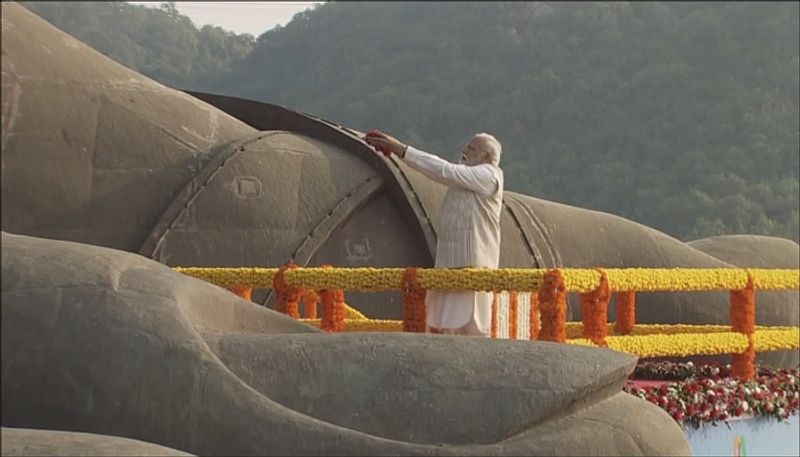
[22,1,800,242]
[20,1,254,90]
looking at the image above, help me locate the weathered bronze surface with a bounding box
[1,2,796,368]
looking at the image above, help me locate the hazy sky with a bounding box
[129,1,323,36]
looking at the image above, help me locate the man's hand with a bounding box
[364,129,408,158]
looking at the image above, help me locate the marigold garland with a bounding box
[302,289,319,319]
[568,328,799,358]
[175,267,799,292]
[174,267,278,288]
[580,269,610,346]
[283,267,546,292]
[565,322,800,339]
[400,267,426,333]
[273,263,301,318]
[538,269,567,342]
[747,268,800,290]
[228,286,253,301]
[296,317,798,356]
[301,318,403,332]
[594,268,799,292]
[175,265,800,362]
[753,328,800,352]
[343,304,368,320]
[569,332,751,357]
[730,274,756,379]
[319,264,345,332]
[731,275,756,334]
[509,291,519,340]
[529,292,540,340]
[731,334,756,380]
[615,291,636,335]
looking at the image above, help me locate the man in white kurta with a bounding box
[364,130,503,337]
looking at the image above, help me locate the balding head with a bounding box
[462,133,502,166]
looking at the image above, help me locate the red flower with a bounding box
[626,361,799,429]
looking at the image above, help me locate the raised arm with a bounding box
[364,129,501,195]
[402,146,500,196]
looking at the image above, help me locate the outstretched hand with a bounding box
[364,129,407,157]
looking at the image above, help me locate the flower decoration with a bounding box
[579,269,610,346]
[538,269,567,342]
[174,267,798,293]
[625,361,799,429]
[400,267,426,333]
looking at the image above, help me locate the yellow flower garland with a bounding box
[601,268,799,292]
[284,268,547,292]
[298,317,800,356]
[754,328,800,352]
[173,267,278,288]
[567,328,799,358]
[301,318,403,332]
[343,304,368,320]
[174,265,799,369]
[173,267,799,292]
[563,322,797,339]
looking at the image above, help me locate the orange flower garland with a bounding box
[509,291,519,340]
[538,269,567,342]
[730,274,756,379]
[319,288,345,332]
[529,292,540,340]
[730,334,756,379]
[400,267,426,333]
[303,289,319,319]
[228,286,253,301]
[615,291,636,335]
[273,263,301,318]
[319,264,345,332]
[580,269,610,347]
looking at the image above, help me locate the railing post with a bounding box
[614,291,636,335]
[538,269,567,342]
[529,292,540,340]
[273,263,301,319]
[509,291,519,340]
[730,273,756,379]
[580,269,610,347]
[303,289,319,319]
[400,267,426,332]
[319,264,345,332]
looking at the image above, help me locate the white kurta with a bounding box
[402,146,504,331]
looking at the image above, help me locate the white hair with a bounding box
[473,132,502,165]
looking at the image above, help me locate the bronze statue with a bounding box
[1,0,796,363]
[0,3,794,455]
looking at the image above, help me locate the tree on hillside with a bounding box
[209,1,798,242]
[20,1,255,90]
